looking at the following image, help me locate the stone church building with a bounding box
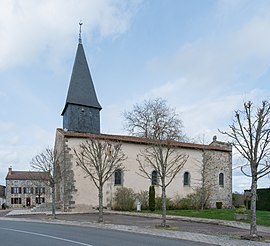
[55,33,232,212]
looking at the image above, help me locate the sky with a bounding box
[0,0,269,192]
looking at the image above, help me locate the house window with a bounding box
[219,173,224,187]
[183,172,190,186]
[36,197,45,204]
[24,187,33,194]
[11,187,22,194]
[11,198,21,204]
[151,170,158,185]
[35,187,45,194]
[114,169,122,185]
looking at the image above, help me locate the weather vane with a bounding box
[79,21,83,44]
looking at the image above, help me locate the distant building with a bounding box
[54,31,232,212]
[0,185,5,207]
[5,168,51,208]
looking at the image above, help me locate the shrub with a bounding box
[232,192,245,208]
[136,190,149,210]
[171,194,182,210]
[112,187,135,211]
[149,186,155,211]
[235,205,247,214]
[180,193,201,210]
[155,196,174,210]
[178,197,193,210]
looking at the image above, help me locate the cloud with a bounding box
[0,0,142,70]
[145,2,270,97]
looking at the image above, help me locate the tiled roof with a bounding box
[56,128,231,152]
[6,171,50,181]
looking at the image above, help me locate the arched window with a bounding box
[183,172,190,186]
[219,173,224,187]
[151,170,158,185]
[114,169,122,185]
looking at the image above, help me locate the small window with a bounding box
[219,173,224,187]
[36,197,45,204]
[24,187,33,194]
[114,169,122,185]
[11,198,21,204]
[35,187,45,194]
[12,187,21,194]
[183,172,190,186]
[151,170,158,186]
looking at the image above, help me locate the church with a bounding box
[54,30,232,212]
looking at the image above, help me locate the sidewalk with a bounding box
[3,209,270,246]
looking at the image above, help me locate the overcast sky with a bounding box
[0,0,269,192]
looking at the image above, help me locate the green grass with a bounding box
[143,209,270,227]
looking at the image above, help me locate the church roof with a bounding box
[61,43,102,115]
[56,128,232,152]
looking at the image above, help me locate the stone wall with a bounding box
[204,140,232,208]
[5,179,51,208]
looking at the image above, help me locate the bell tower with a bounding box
[61,23,102,133]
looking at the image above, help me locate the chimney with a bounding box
[8,167,12,175]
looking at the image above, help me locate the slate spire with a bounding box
[62,23,102,134]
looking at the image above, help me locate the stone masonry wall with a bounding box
[204,141,232,208]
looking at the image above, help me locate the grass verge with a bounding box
[143,209,270,227]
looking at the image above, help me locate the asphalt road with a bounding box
[0,220,214,246]
[8,212,270,238]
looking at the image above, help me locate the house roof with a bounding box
[6,170,50,181]
[56,128,232,152]
[61,43,102,115]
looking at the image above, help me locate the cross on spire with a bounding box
[79,21,83,44]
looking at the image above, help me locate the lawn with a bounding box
[145,209,270,227]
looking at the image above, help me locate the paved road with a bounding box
[0,220,213,246]
[7,212,270,239]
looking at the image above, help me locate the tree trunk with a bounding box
[51,184,56,219]
[250,173,257,237]
[161,184,166,227]
[98,186,103,223]
[201,186,205,210]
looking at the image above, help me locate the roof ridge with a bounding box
[57,128,231,152]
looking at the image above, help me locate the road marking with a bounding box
[0,227,94,246]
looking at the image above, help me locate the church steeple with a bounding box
[62,23,102,134]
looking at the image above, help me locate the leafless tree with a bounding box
[193,134,212,210]
[31,147,62,219]
[199,150,212,210]
[74,138,127,223]
[124,98,186,141]
[220,101,270,238]
[137,141,188,227]
[125,98,188,227]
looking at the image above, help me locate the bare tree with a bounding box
[137,141,188,227]
[199,150,212,210]
[74,138,127,223]
[193,134,212,210]
[220,101,270,238]
[124,98,186,141]
[125,98,188,227]
[31,147,62,219]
